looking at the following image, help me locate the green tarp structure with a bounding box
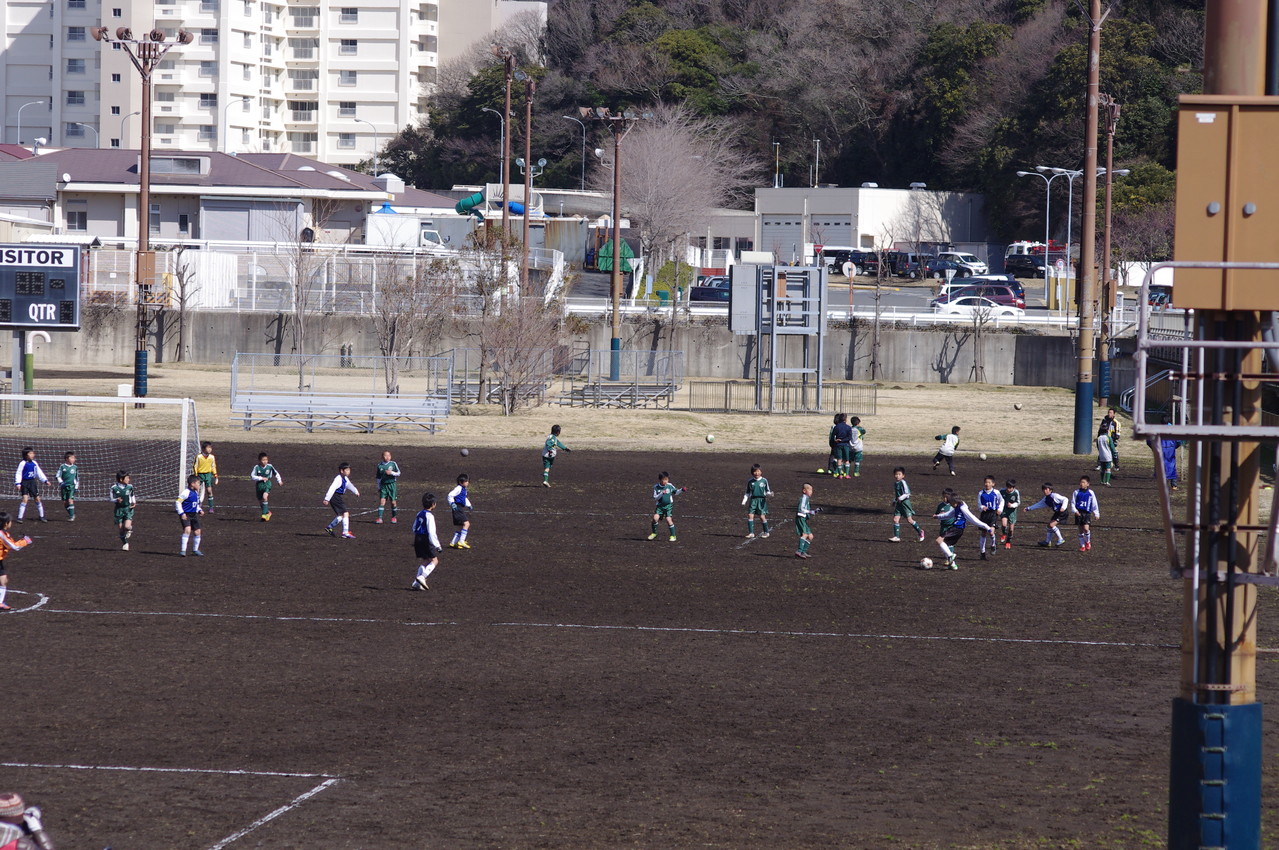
[597,238,637,273]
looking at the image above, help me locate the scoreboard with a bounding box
[0,245,81,330]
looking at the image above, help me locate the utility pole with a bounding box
[517,71,536,296]
[1072,0,1108,454]
[490,45,514,238]
[1097,94,1121,407]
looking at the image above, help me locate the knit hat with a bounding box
[0,793,24,818]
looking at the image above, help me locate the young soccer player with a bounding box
[1071,475,1101,551]
[175,474,205,557]
[112,470,136,551]
[933,490,993,570]
[57,451,78,521]
[648,472,686,542]
[410,492,442,591]
[889,467,926,543]
[448,474,473,548]
[742,463,773,539]
[976,476,1005,560]
[375,450,401,523]
[251,453,283,521]
[542,425,570,487]
[0,512,33,611]
[829,414,853,479]
[1102,408,1122,470]
[1095,422,1114,486]
[322,462,360,539]
[1025,482,1070,548]
[193,442,219,513]
[849,416,867,477]
[931,426,961,476]
[1000,479,1021,549]
[795,482,817,558]
[13,447,47,523]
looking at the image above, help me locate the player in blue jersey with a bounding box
[1071,475,1101,552]
[932,490,993,569]
[1025,483,1070,548]
[175,474,206,556]
[13,447,48,523]
[448,474,473,549]
[410,492,442,591]
[322,462,360,539]
[976,476,1005,561]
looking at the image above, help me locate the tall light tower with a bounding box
[92,25,194,399]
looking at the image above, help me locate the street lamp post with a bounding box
[119,111,141,145]
[1016,168,1069,300]
[580,107,649,380]
[490,45,515,237]
[1043,166,1084,277]
[354,117,380,175]
[222,96,249,153]
[69,122,100,149]
[482,107,506,187]
[92,24,193,400]
[561,115,586,191]
[15,100,44,145]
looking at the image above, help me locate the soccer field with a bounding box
[3,441,1276,848]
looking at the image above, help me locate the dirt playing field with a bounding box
[4,440,1277,849]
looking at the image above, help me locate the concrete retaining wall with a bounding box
[34,310,1130,392]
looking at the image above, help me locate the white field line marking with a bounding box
[0,761,335,779]
[492,621,1176,650]
[208,777,342,850]
[40,608,457,627]
[4,590,48,614]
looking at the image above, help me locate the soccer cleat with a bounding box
[1080,545,1087,552]
[15,518,21,524]
[324,526,335,536]
[760,532,770,539]
[917,531,926,543]
[668,536,676,542]
[207,509,215,515]
[192,550,204,556]
[264,512,272,522]
[950,471,956,476]
[179,551,186,557]
[945,557,957,569]
[1037,540,1051,547]
[375,518,384,524]
[980,552,987,561]
[122,542,129,550]
[448,542,458,549]
[38,517,46,523]
[1085,542,1092,551]
[1052,540,1063,548]
[458,541,471,549]
[647,533,658,540]
[0,603,10,611]
[1000,534,1007,544]
[542,481,551,488]
[391,517,398,524]
[1004,541,1012,550]
[68,516,75,522]
[745,533,756,539]
[410,579,428,591]
[341,532,356,539]
[889,536,901,543]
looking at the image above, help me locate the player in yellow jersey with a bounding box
[193,442,219,513]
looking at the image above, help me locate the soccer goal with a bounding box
[0,394,199,501]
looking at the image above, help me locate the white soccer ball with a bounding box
[920,557,933,570]
[979,453,988,461]
[705,434,715,444]
[1014,403,1023,410]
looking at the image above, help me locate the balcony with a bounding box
[288,110,317,124]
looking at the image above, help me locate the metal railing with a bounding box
[686,381,877,414]
[0,387,69,428]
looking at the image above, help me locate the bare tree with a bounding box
[484,297,565,415]
[457,227,519,402]
[277,199,341,391]
[968,302,994,383]
[367,253,459,395]
[154,244,200,363]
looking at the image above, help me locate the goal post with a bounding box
[0,394,199,501]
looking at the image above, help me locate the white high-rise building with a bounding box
[2,0,439,166]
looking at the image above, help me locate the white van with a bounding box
[937,251,988,275]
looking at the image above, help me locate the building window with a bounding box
[243,0,251,14]
[149,203,161,235]
[339,7,357,23]
[198,125,216,141]
[156,91,175,102]
[110,138,120,148]
[289,6,318,27]
[337,132,355,149]
[155,123,176,134]
[110,106,121,115]
[111,73,121,82]
[66,58,86,74]
[66,123,85,137]
[66,91,85,106]
[242,129,251,145]
[288,69,318,90]
[200,28,217,44]
[200,0,218,11]
[338,101,356,117]
[243,32,252,48]
[199,93,218,109]
[179,214,190,234]
[289,37,317,59]
[68,0,86,7]
[242,64,252,81]
[66,210,87,232]
[199,61,216,77]
[262,41,272,57]
[112,8,122,16]
[339,39,357,55]
[287,131,317,153]
[67,26,86,41]
[338,70,356,86]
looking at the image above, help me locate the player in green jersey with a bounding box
[376,450,401,523]
[999,479,1021,550]
[795,483,817,558]
[57,451,78,521]
[648,472,686,542]
[890,466,926,542]
[541,424,570,487]
[251,452,284,521]
[742,464,773,538]
[112,470,136,551]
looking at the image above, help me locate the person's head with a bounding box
[1107,407,1117,417]
[422,492,436,510]
[1079,475,1091,489]
[21,447,33,461]
[1005,478,1017,489]
[117,470,130,484]
[0,792,25,824]
[942,487,955,500]
[951,425,961,435]
[983,476,995,489]
[201,442,213,454]
[457,473,469,485]
[187,474,200,489]
[381,450,392,461]
[802,482,813,496]
[893,466,905,480]
[64,450,75,463]
[850,416,861,427]
[338,462,351,475]
[258,452,269,463]
[833,412,846,424]
[948,490,963,505]
[551,424,561,436]
[0,512,11,532]
[657,471,669,484]
[1098,422,1109,437]
[751,463,762,478]
[1041,482,1054,493]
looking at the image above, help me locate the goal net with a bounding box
[0,395,199,501]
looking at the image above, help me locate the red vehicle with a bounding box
[930,283,1025,311]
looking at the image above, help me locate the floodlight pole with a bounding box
[1097,94,1121,407]
[491,45,514,238]
[519,73,535,296]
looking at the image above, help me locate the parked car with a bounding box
[883,251,932,278]
[937,275,1024,300]
[922,257,971,280]
[689,276,730,303]
[937,251,989,275]
[933,283,1025,310]
[931,295,1025,320]
[1003,253,1047,278]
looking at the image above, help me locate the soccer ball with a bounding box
[920,557,934,570]
[979,453,987,461]
[705,434,715,444]
[460,448,469,457]
[1014,403,1024,410]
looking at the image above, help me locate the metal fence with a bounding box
[686,381,878,414]
[0,387,68,428]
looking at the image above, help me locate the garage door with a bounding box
[809,214,853,246]
[759,217,804,262]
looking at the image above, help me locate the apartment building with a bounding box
[2,0,440,166]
